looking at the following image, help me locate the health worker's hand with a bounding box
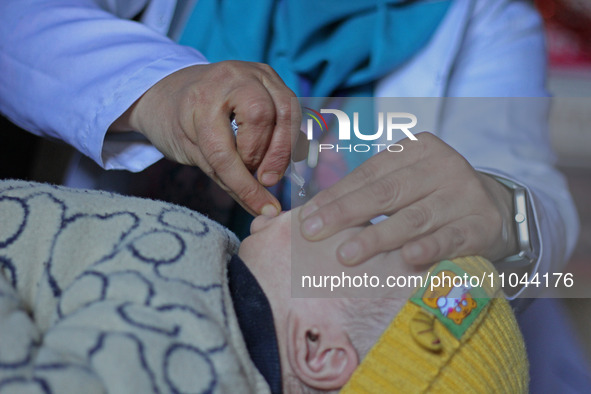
[298,132,518,267]
[111,61,301,216]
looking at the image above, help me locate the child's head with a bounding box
[239,208,408,392]
[238,209,528,393]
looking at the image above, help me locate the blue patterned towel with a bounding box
[0,180,269,393]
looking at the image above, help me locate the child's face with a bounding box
[239,207,421,299]
[238,209,419,392]
[239,208,360,280]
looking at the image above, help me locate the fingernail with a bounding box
[339,241,361,264]
[300,202,318,219]
[261,172,280,186]
[261,204,279,217]
[302,216,323,237]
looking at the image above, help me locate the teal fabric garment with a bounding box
[179,0,451,218]
[179,0,451,97]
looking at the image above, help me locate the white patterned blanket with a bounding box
[0,180,269,393]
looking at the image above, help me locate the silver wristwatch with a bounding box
[492,176,538,269]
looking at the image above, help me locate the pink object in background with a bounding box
[536,0,591,69]
[313,133,349,190]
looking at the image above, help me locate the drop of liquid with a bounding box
[298,187,306,198]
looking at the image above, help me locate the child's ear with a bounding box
[287,318,359,390]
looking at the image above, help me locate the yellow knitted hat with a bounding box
[341,256,528,393]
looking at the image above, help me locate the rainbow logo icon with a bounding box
[304,107,329,137]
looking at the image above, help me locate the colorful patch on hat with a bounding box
[410,260,491,339]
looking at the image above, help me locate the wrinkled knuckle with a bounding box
[240,149,263,170]
[258,62,276,75]
[370,178,399,207]
[448,226,467,249]
[329,199,348,221]
[313,189,335,207]
[403,206,429,231]
[275,102,291,123]
[203,141,232,169]
[262,143,291,169]
[244,100,275,126]
[213,61,236,78]
[355,161,378,182]
[238,182,260,204]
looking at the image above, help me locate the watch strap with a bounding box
[491,176,538,269]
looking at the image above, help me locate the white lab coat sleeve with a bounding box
[0,0,208,171]
[439,0,579,284]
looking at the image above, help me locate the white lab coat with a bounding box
[0,0,580,295]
